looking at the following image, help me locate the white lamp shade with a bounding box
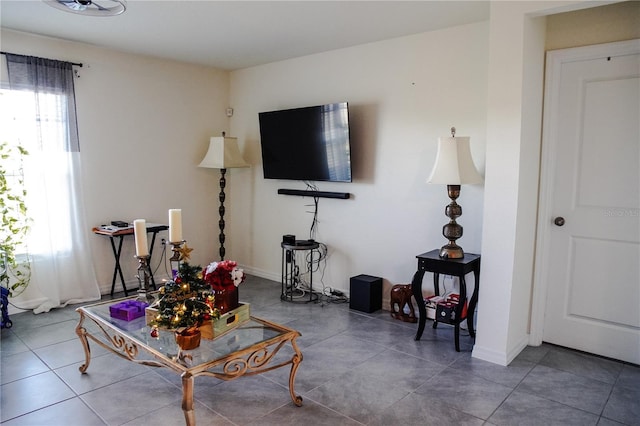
[198,136,249,169]
[427,136,483,185]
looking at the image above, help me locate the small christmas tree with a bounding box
[151,263,219,329]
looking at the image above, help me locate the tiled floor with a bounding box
[1,275,639,425]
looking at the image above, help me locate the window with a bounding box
[1,53,99,311]
[0,89,74,255]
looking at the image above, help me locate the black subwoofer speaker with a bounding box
[349,274,382,313]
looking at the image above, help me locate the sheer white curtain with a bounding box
[5,54,100,313]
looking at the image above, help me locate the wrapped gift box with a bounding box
[434,294,467,324]
[109,300,148,321]
[425,295,445,320]
[199,303,250,339]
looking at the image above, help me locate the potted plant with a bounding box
[149,263,219,349]
[0,141,31,297]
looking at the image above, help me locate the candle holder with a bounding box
[135,255,155,304]
[169,240,184,279]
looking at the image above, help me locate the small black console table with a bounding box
[281,240,320,303]
[93,223,168,296]
[411,249,480,351]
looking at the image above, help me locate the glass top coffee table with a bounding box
[75,296,303,425]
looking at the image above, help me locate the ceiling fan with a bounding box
[44,0,126,16]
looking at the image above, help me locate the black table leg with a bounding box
[432,273,440,329]
[147,231,160,290]
[109,237,118,295]
[109,236,128,296]
[411,270,426,341]
[467,269,480,338]
[453,275,469,352]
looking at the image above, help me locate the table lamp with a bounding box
[427,127,483,259]
[198,133,249,260]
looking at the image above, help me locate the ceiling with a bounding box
[1,1,490,70]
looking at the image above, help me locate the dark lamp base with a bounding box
[439,244,464,259]
[438,184,465,259]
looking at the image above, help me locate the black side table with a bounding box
[281,241,320,303]
[411,249,481,351]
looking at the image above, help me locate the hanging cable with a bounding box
[303,181,320,239]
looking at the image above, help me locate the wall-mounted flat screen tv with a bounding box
[258,102,352,182]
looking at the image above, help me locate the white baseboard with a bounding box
[472,345,509,366]
[472,334,530,366]
[240,265,280,283]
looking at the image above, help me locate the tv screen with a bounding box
[258,102,352,182]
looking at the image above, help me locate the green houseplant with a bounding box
[0,141,31,296]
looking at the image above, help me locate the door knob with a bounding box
[554,217,565,226]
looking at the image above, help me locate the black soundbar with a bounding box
[278,189,350,199]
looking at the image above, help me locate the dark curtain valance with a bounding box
[5,53,80,152]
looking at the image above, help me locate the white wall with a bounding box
[472,1,547,366]
[1,29,231,296]
[228,22,489,299]
[224,0,633,367]
[471,0,622,366]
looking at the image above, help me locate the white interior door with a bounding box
[537,40,640,364]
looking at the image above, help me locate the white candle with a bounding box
[133,219,149,257]
[169,209,182,243]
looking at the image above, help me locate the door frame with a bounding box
[529,38,640,346]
